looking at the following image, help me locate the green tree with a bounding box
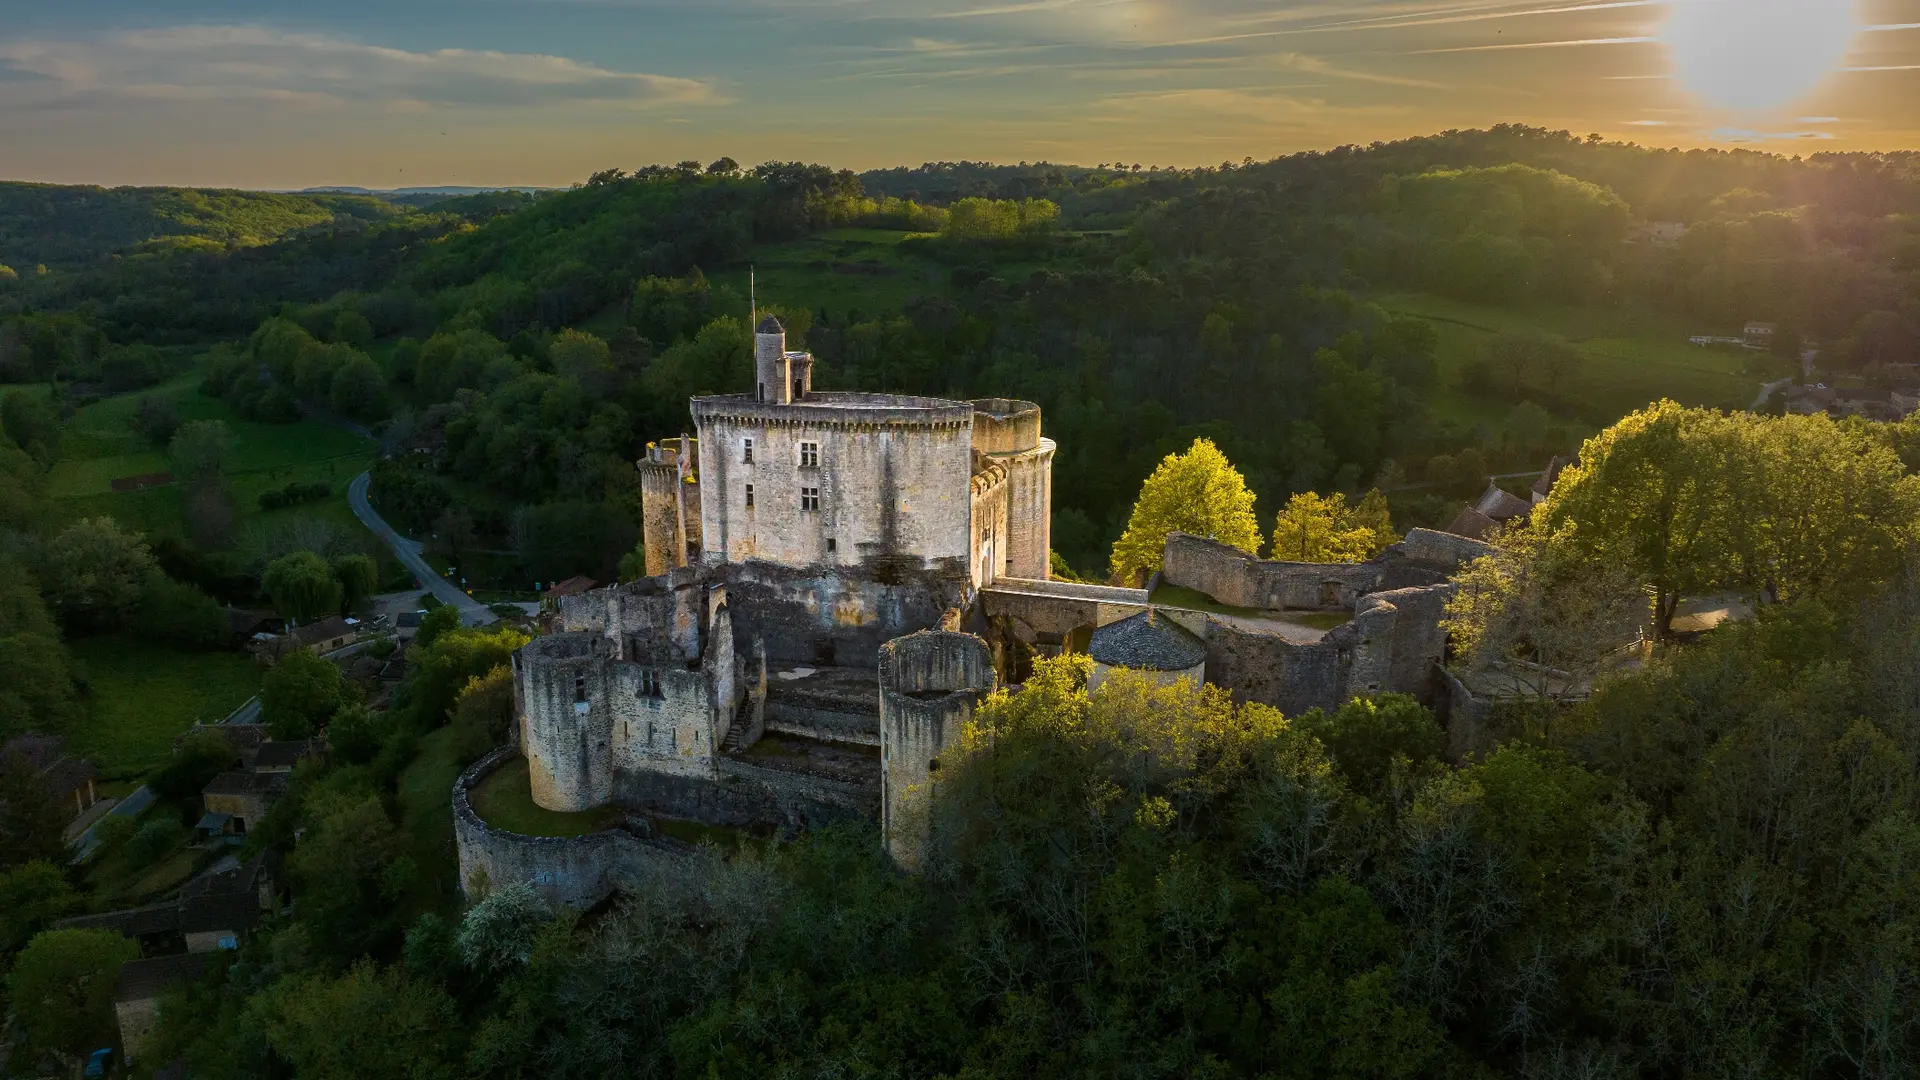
[449,664,515,763]
[168,419,233,483]
[332,554,379,615]
[285,794,418,961]
[331,310,376,350]
[0,558,77,737]
[42,516,157,632]
[549,328,616,394]
[6,928,139,1065]
[0,859,81,951]
[1,390,59,462]
[1443,524,1648,710]
[264,550,344,624]
[1110,437,1261,584]
[0,751,67,870]
[261,648,361,739]
[1271,491,1380,563]
[263,961,460,1080]
[329,354,387,420]
[1294,694,1447,797]
[1541,402,1920,635]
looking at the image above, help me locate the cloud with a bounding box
[0,25,717,111]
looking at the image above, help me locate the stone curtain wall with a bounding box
[879,631,996,870]
[1163,532,1380,610]
[454,748,683,910]
[1162,529,1493,612]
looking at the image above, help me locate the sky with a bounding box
[2,0,1917,189]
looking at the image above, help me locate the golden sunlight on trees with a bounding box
[1110,438,1260,584]
[1538,401,1920,636]
[1271,490,1399,563]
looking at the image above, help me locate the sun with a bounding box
[1659,0,1862,112]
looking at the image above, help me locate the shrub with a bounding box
[123,817,186,869]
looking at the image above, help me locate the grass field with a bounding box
[468,754,624,837]
[711,229,958,318]
[63,636,263,777]
[1151,583,1356,631]
[47,372,377,538]
[1372,293,1793,428]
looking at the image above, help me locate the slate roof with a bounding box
[116,954,209,1004]
[40,756,97,797]
[757,314,784,334]
[253,740,322,770]
[57,903,182,938]
[1088,610,1207,672]
[290,616,356,648]
[1473,483,1534,522]
[203,770,288,798]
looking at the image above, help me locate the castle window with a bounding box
[639,669,662,698]
[745,483,754,508]
[573,676,587,703]
[798,442,819,468]
[800,487,820,512]
[743,438,753,464]
[826,538,837,553]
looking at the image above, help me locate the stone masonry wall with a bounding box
[1162,529,1492,612]
[693,395,976,572]
[879,631,996,870]
[454,748,685,909]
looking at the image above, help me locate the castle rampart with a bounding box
[453,748,685,909]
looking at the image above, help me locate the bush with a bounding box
[122,817,186,869]
[128,396,181,445]
[89,815,135,857]
[132,573,228,649]
[151,729,239,801]
[257,482,332,513]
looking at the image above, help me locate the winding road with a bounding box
[347,471,494,626]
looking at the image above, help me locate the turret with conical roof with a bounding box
[754,315,788,403]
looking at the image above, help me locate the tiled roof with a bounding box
[1445,507,1502,541]
[1089,610,1206,672]
[116,954,209,1004]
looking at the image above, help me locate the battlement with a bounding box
[691,392,974,431]
[970,398,1042,454]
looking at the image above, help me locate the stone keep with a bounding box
[644,316,1055,589]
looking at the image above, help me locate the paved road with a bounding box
[347,471,494,626]
[1752,377,1793,412]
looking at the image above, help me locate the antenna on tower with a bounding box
[749,266,757,329]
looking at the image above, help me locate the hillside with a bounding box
[0,181,412,268]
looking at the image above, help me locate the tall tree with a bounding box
[1110,438,1261,584]
[6,928,139,1067]
[1271,491,1382,563]
[264,550,344,625]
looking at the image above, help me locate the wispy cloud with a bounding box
[0,25,717,110]
[1409,34,1655,54]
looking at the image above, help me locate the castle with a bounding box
[454,317,1493,907]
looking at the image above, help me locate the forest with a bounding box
[3,129,1918,583]
[3,128,1920,1078]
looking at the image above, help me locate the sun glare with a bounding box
[1659,0,1861,112]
